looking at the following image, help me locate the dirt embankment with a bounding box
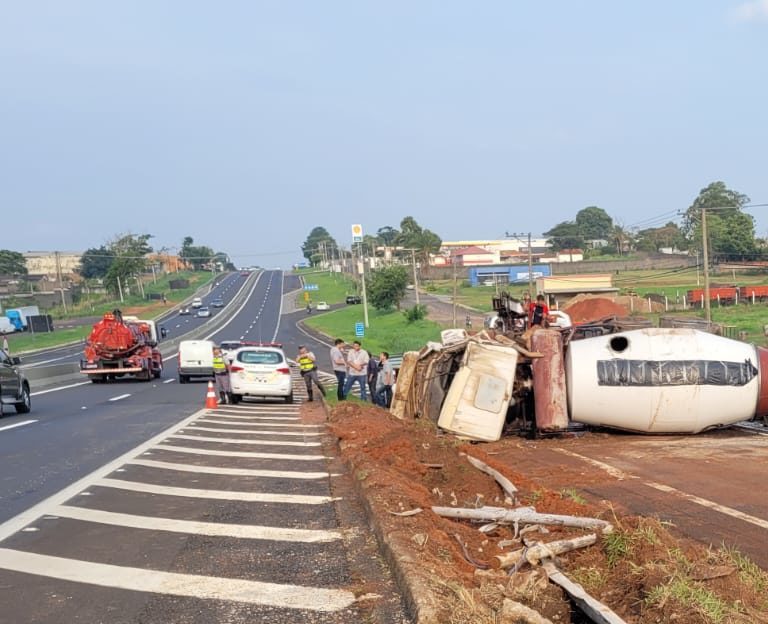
[325,402,768,623]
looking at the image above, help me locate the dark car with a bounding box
[211,298,225,308]
[345,295,362,304]
[0,348,31,414]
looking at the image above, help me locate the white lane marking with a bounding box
[31,382,91,397]
[175,324,180,328]
[0,549,354,611]
[645,481,768,530]
[196,419,319,428]
[272,270,285,339]
[185,425,320,437]
[155,444,326,461]
[23,353,79,367]
[96,478,339,504]
[108,394,131,402]
[198,413,301,421]
[0,408,209,542]
[163,379,175,384]
[0,419,38,433]
[53,505,341,542]
[170,434,320,447]
[129,459,336,479]
[553,448,634,481]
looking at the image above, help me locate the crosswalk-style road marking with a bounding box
[153,444,327,461]
[129,458,337,479]
[0,549,356,611]
[185,425,323,436]
[97,478,340,504]
[195,418,319,428]
[170,433,321,446]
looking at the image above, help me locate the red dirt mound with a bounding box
[562,295,629,323]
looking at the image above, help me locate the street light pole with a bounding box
[358,243,370,328]
[702,208,711,323]
[409,248,420,306]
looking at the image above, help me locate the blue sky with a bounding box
[2,1,767,267]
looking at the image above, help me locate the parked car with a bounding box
[178,306,191,316]
[0,347,31,414]
[345,295,362,304]
[211,298,225,308]
[228,345,293,404]
[177,339,215,383]
[196,306,211,318]
[315,301,330,311]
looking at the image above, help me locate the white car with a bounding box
[315,301,330,311]
[196,307,211,318]
[229,345,293,404]
[191,297,203,309]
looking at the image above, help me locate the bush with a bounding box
[403,304,428,323]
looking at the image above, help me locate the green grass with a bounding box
[10,326,91,354]
[304,305,443,354]
[297,271,358,307]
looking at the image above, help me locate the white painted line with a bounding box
[0,419,38,433]
[129,458,335,479]
[553,448,634,481]
[31,382,91,397]
[0,549,355,611]
[272,270,285,340]
[645,481,768,530]
[185,425,321,437]
[0,408,210,542]
[239,335,245,340]
[53,505,341,542]
[108,394,131,402]
[163,378,175,384]
[201,413,300,421]
[196,419,319,428]
[97,478,338,504]
[170,434,320,447]
[156,444,326,460]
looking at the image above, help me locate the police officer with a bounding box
[212,346,231,404]
[297,345,326,402]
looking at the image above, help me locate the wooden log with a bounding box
[495,534,597,569]
[541,559,627,624]
[464,454,518,502]
[431,506,613,534]
[500,599,555,624]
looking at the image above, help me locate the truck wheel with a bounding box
[91,376,104,384]
[153,366,162,379]
[230,393,242,405]
[15,384,31,414]
[284,393,294,404]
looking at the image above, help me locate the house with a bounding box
[540,249,584,263]
[536,274,618,308]
[450,246,500,266]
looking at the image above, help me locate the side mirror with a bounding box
[11,356,21,365]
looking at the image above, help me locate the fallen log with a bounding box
[500,598,555,624]
[541,559,627,624]
[464,454,518,503]
[494,534,597,569]
[431,506,613,535]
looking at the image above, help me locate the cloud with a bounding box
[732,0,768,21]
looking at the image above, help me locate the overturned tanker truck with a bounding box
[392,294,768,437]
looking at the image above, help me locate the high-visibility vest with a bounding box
[298,355,315,371]
[213,356,227,372]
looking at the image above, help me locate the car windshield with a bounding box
[220,342,241,350]
[237,350,283,365]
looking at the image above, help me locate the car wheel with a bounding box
[14,384,31,414]
[284,393,294,404]
[230,393,242,405]
[179,375,187,384]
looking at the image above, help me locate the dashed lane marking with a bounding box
[129,458,337,479]
[52,505,342,542]
[163,378,175,384]
[184,425,321,437]
[645,481,768,531]
[96,478,339,504]
[0,419,37,433]
[108,394,131,402]
[154,444,326,461]
[170,434,321,447]
[0,549,356,611]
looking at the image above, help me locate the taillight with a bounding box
[277,367,290,375]
[230,365,244,373]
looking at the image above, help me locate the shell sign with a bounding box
[351,224,363,243]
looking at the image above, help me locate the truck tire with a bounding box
[230,393,242,405]
[14,384,31,414]
[153,365,162,379]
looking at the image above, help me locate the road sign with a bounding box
[304,291,310,301]
[303,284,319,291]
[351,224,363,244]
[355,322,364,337]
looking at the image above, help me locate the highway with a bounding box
[0,269,409,623]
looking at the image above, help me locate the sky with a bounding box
[2,1,767,268]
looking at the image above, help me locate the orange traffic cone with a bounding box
[205,380,219,409]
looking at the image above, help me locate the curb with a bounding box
[320,400,438,624]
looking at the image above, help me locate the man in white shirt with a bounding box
[329,338,347,400]
[375,351,395,408]
[342,340,369,401]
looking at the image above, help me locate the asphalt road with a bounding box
[0,270,410,623]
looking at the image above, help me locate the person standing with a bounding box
[342,340,369,401]
[375,351,395,408]
[297,345,326,402]
[212,346,231,404]
[528,294,550,327]
[329,338,347,401]
[366,351,379,402]
[2,335,9,355]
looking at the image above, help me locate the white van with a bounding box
[178,339,215,383]
[191,297,203,309]
[0,317,16,334]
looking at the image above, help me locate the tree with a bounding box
[681,182,755,257]
[636,222,685,253]
[180,236,215,270]
[543,221,583,251]
[301,227,338,265]
[367,265,408,311]
[0,250,28,276]
[104,233,153,295]
[79,246,112,279]
[376,226,400,246]
[575,206,613,241]
[395,217,441,268]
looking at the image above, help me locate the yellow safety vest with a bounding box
[298,355,315,371]
[213,356,226,372]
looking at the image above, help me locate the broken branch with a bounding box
[431,506,613,535]
[464,454,518,502]
[495,534,597,569]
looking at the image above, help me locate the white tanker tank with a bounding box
[566,328,768,434]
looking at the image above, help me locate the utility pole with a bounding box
[526,232,533,295]
[117,275,124,303]
[55,251,68,313]
[408,248,420,306]
[359,243,370,328]
[452,257,458,328]
[702,208,711,323]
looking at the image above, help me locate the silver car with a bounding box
[196,307,211,318]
